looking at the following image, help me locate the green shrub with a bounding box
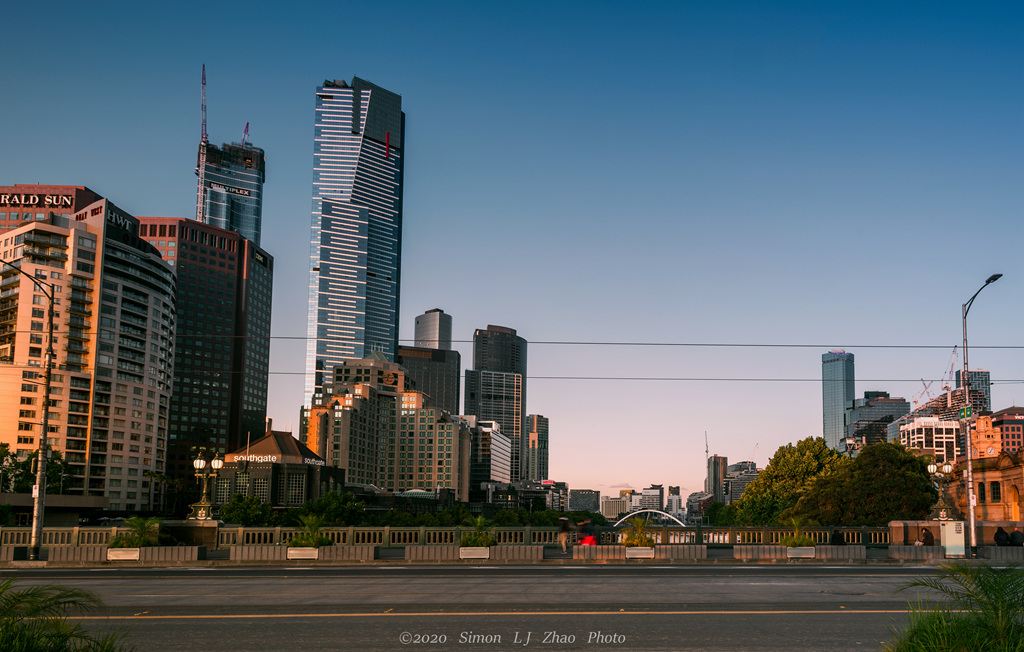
[886,562,1024,651]
[107,516,160,548]
[620,517,655,548]
[288,514,333,548]
[780,534,815,547]
[460,516,496,547]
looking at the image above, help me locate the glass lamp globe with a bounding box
[193,457,207,471]
[927,463,937,474]
[211,455,224,471]
[941,462,953,474]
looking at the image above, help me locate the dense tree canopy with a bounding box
[733,437,848,525]
[784,442,937,526]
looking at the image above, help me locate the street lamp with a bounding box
[927,461,955,521]
[188,451,223,520]
[961,273,1002,557]
[0,259,55,561]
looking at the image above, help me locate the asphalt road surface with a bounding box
[3,565,940,651]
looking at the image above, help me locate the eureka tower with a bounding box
[305,77,405,406]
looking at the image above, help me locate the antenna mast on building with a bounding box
[241,122,249,147]
[195,64,209,224]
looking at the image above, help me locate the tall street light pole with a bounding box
[961,273,1002,557]
[0,259,55,561]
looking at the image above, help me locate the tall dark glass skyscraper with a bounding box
[465,325,528,481]
[822,350,855,450]
[197,142,266,245]
[305,77,405,406]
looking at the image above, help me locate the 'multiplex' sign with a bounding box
[1,193,74,208]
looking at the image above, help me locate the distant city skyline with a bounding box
[2,2,1021,498]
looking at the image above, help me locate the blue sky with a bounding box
[2,1,1022,499]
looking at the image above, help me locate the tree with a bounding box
[785,442,937,526]
[6,445,74,495]
[705,501,737,526]
[295,491,365,526]
[733,437,848,525]
[218,494,278,527]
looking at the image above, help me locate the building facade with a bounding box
[898,416,960,464]
[197,142,267,246]
[841,391,910,454]
[0,186,175,512]
[465,325,527,481]
[706,455,727,503]
[822,350,855,449]
[300,356,471,501]
[525,414,549,482]
[568,489,600,513]
[396,345,460,415]
[466,416,512,492]
[990,407,1024,454]
[304,77,405,406]
[137,218,273,481]
[414,308,451,350]
[956,369,992,413]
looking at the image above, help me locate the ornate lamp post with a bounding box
[188,451,223,520]
[927,461,956,521]
[961,273,1001,557]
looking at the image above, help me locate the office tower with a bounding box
[822,350,855,449]
[898,417,960,464]
[301,356,471,499]
[601,496,630,519]
[990,407,1024,454]
[705,456,727,504]
[396,345,460,415]
[197,141,267,246]
[641,485,664,511]
[525,414,549,482]
[465,325,527,480]
[841,391,910,454]
[0,186,174,512]
[956,369,992,412]
[569,489,600,513]
[414,308,451,349]
[138,217,273,481]
[465,416,511,490]
[304,77,405,407]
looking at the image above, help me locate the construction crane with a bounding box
[241,122,249,147]
[914,378,936,408]
[195,65,209,224]
[942,346,958,394]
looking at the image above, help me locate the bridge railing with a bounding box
[0,525,890,549]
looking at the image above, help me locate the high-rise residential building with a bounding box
[841,391,910,454]
[525,414,549,482]
[887,387,989,446]
[396,345,460,415]
[569,489,600,513]
[138,217,273,481]
[705,455,727,503]
[414,308,451,350]
[305,77,405,407]
[601,496,630,520]
[465,325,527,480]
[197,141,267,245]
[0,186,175,512]
[822,350,855,449]
[300,355,471,499]
[956,369,992,413]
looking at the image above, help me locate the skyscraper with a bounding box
[465,325,527,481]
[138,217,273,481]
[305,77,405,406]
[525,414,549,482]
[822,350,855,449]
[414,308,452,349]
[197,141,267,245]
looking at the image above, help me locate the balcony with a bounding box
[66,302,92,316]
[24,246,68,261]
[69,277,93,291]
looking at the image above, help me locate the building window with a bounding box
[978,482,986,503]
[991,481,1001,502]
[216,476,233,504]
[254,478,269,502]
[287,473,305,506]
[235,471,250,497]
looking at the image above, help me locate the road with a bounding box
[2,565,939,651]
